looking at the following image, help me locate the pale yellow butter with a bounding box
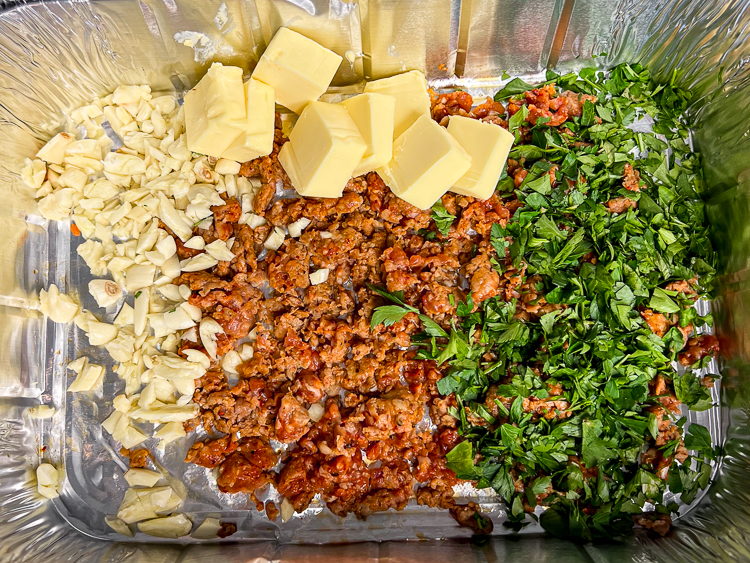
[184,63,246,158]
[221,79,275,162]
[252,27,342,114]
[363,70,431,139]
[378,115,471,210]
[340,93,396,176]
[447,115,514,200]
[278,101,367,198]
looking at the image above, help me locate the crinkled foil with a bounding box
[0,0,746,561]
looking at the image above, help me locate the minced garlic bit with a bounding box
[39,284,79,323]
[23,84,264,444]
[36,463,60,499]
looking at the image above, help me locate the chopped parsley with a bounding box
[372,63,720,540]
[431,201,456,237]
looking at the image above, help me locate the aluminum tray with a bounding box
[1,1,749,562]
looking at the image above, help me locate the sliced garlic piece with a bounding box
[184,236,205,250]
[124,468,162,488]
[200,317,225,360]
[179,331,197,347]
[36,463,59,499]
[205,239,235,261]
[105,515,134,537]
[192,517,222,539]
[264,226,286,251]
[36,132,75,165]
[134,288,149,337]
[221,350,242,374]
[238,343,254,362]
[288,217,311,238]
[39,284,79,323]
[181,253,218,272]
[154,421,186,449]
[86,321,119,346]
[114,303,135,326]
[138,514,192,539]
[309,268,330,286]
[163,307,195,331]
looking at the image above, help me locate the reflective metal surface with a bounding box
[0,0,747,561]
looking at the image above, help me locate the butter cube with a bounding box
[447,116,515,200]
[252,27,342,114]
[364,70,431,139]
[378,115,471,210]
[184,63,245,158]
[278,101,367,198]
[221,79,275,162]
[340,93,396,176]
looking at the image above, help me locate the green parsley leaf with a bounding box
[431,201,456,237]
[648,288,680,314]
[445,441,476,478]
[370,305,412,329]
[673,371,713,411]
[494,77,535,101]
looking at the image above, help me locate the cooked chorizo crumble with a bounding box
[174,63,719,539]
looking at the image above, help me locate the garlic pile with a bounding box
[23,84,269,452]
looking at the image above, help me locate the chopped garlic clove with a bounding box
[145,249,167,266]
[134,288,149,337]
[221,350,242,374]
[180,302,202,322]
[124,468,162,488]
[178,285,192,301]
[114,303,135,326]
[183,349,210,370]
[172,377,195,397]
[157,284,183,302]
[89,279,122,308]
[36,464,60,499]
[129,404,198,423]
[200,317,225,360]
[87,320,119,345]
[184,236,205,250]
[154,420,186,449]
[238,343,254,362]
[309,268,330,286]
[182,327,198,342]
[155,235,177,260]
[120,425,149,449]
[67,356,88,375]
[161,253,182,279]
[280,498,295,522]
[28,405,56,419]
[138,381,157,408]
[192,517,222,539]
[36,132,75,165]
[39,284,80,323]
[158,194,192,242]
[205,239,236,261]
[264,226,286,251]
[138,514,192,538]
[288,217,311,238]
[105,515,134,537]
[113,394,133,413]
[181,253,218,272]
[163,307,195,331]
[68,363,104,392]
[150,354,207,380]
[308,402,325,422]
[126,264,156,293]
[117,486,181,524]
